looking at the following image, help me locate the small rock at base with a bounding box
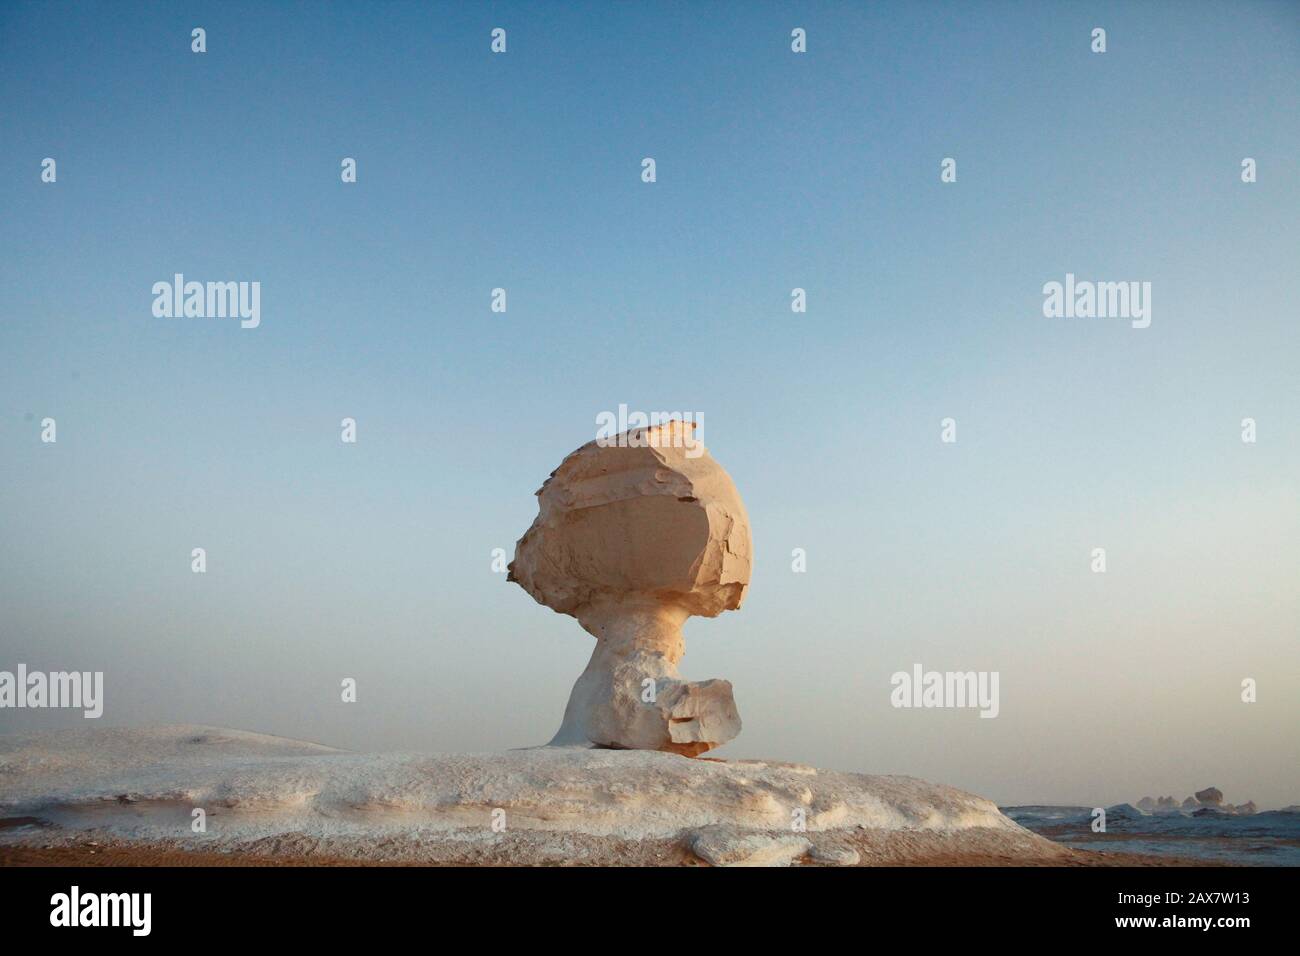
[689,826,811,867]
[809,842,860,866]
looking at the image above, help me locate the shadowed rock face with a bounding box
[509,421,752,755]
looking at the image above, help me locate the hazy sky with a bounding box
[2,1,1297,808]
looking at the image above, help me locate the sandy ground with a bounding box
[0,831,1213,867]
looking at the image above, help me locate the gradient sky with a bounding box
[2,1,1297,808]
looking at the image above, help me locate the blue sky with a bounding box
[1,1,1297,807]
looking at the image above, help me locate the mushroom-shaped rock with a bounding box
[509,420,751,755]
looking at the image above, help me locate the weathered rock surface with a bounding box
[0,726,1062,866]
[509,421,752,755]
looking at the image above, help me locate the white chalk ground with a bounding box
[0,725,1065,865]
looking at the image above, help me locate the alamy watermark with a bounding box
[1042,273,1150,329]
[50,886,150,936]
[152,274,261,329]
[890,663,1000,718]
[595,405,704,458]
[0,665,103,718]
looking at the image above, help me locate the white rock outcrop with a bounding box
[509,421,751,755]
[0,726,1057,866]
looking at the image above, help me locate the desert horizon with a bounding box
[1,0,1295,940]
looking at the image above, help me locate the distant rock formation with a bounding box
[1134,788,1263,814]
[1195,786,1224,807]
[510,421,752,755]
